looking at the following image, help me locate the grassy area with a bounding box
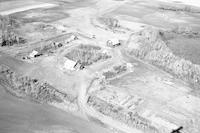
[167,37,200,64]
[11,7,69,23]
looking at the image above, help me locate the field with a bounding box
[108,0,200,30]
[0,0,57,15]
[13,8,69,23]
[167,37,200,64]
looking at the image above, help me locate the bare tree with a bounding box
[0,15,20,46]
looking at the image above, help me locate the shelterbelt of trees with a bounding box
[0,15,26,47]
[0,65,77,107]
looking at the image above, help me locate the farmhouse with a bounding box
[64,58,77,70]
[107,38,121,47]
[29,50,38,58]
[29,50,43,58]
[65,35,78,44]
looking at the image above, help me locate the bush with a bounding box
[99,17,119,29]
[103,64,128,79]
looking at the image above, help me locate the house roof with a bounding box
[64,58,76,70]
[109,38,120,45]
[29,50,38,57]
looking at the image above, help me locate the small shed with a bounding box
[64,58,77,70]
[65,35,78,43]
[29,50,38,58]
[107,38,120,47]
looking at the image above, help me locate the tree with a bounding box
[0,15,19,46]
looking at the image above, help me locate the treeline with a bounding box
[159,4,200,13]
[0,15,26,46]
[87,95,158,133]
[0,65,76,104]
[102,64,128,79]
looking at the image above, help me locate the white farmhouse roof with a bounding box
[109,38,120,45]
[64,58,76,70]
[29,50,38,58]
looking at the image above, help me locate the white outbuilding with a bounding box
[65,35,78,43]
[107,38,121,47]
[63,58,77,70]
[29,50,38,58]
